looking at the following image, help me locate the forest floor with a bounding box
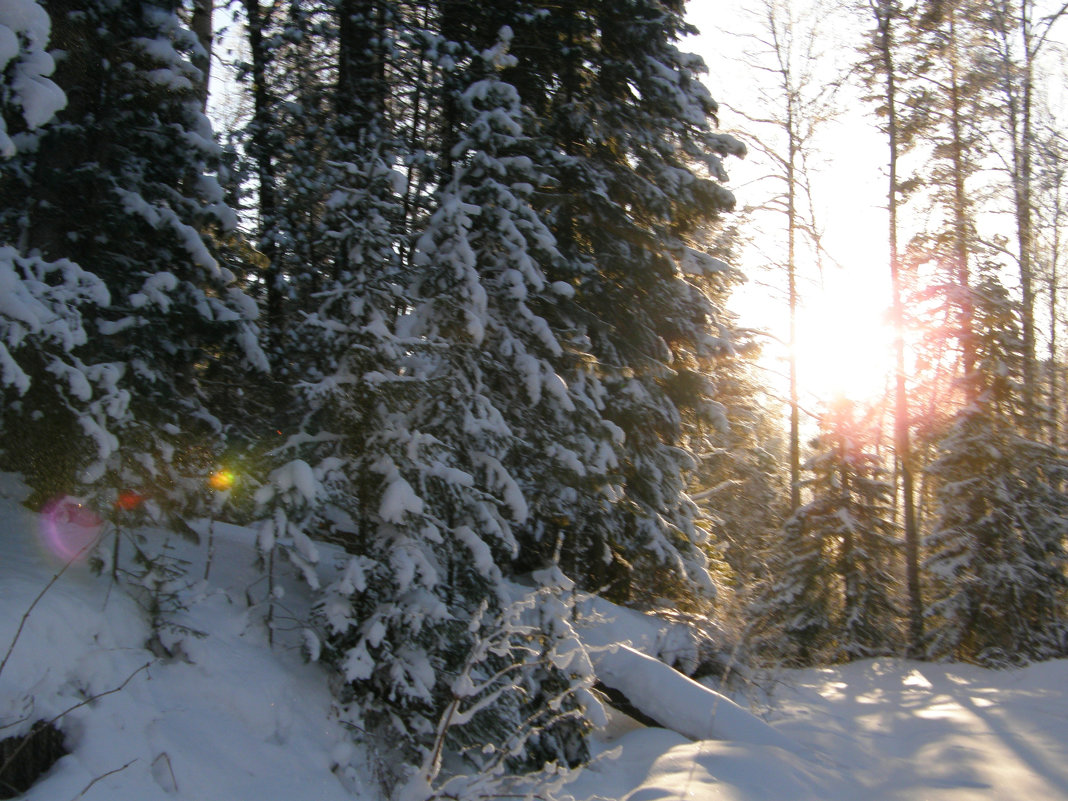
[2,472,1067,801]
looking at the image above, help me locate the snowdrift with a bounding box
[591,643,800,752]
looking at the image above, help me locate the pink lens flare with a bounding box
[40,495,104,561]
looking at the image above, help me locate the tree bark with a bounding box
[787,102,801,513]
[871,0,923,655]
[242,0,283,353]
[946,3,977,401]
[190,0,213,110]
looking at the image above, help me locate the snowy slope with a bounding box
[0,475,359,801]
[4,473,1068,800]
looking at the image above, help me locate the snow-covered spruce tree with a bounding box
[497,0,745,606]
[411,1,631,605]
[686,222,786,601]
[753,512,837,666]
[924,271,1068,666]
[754,399,900,665]
[813,400,899,661]
[253,11,600,793]
[246,0,411,665]
[240,0,354,374]
[361,22,599,782]
[0,0,109,469]
[0,0,265,522]
[694,351,789,635]
[249,0,415,646]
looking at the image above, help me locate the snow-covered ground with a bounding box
[3,473,1068,801]
[573,658,1068,801]
[0,476,360,801]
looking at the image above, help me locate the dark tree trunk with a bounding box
[242,0,283,354]
[871,0,923,655]
[190,0,213,109]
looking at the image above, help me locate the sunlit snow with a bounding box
[3,473,1068,800]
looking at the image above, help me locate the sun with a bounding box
[793,272,896,406]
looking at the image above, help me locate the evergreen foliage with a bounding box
[0,0,266,519]
[493,0,745,605]
[8,0,1068,794]
[925,272,1068,665]
[756,400,899,666]
[0,0,103,493]
[688,225,786,595]
[245,8,639,790]
[0,0,64,158]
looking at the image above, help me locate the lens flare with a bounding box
[209,469,235,491]
[40,496,103,561]
[115,490,144,511]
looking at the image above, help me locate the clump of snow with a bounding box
[550,280,575,298]
[0,0,65,157]
[0,249,107,394]
[592,643,801,751]
[379,475,424,523]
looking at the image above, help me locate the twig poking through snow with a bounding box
[0,540,98,680]
[69,758,138,800]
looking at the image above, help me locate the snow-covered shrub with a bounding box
[326,576,602,801]
[649,608,743,680]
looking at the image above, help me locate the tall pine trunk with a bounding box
[870,0,923,655]
[946,2,977,400]
[190,0,213,109]
[787,93,801,512]
[242,0,282,355]
[989,0,1067,438]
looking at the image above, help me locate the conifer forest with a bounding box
[3,0,1068,798]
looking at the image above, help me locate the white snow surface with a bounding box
[572,656,1068,801]
[0,475,357,801]
[3,472,1068,800]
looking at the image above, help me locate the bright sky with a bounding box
[684,1,897,409]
